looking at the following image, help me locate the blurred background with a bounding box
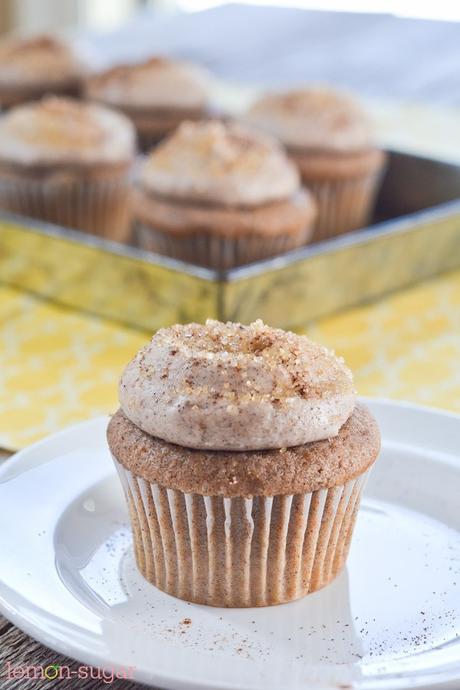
[2,0,460,31]
[1,0,459,158]
[0,1,458,92]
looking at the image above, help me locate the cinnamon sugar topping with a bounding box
[119,319,356,451]
[0,96,135,165]
[140,120,300,207]
[245,86,374,152]
[0,34,83,86]
[86,56,209,110]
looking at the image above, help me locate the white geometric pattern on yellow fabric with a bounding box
[0,286,146,449]
[307,271,460,413]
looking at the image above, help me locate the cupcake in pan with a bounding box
[0,96,136,241]
[0,34,84,108]
[85,57,211,150]
[133,120,316,269]
[107,319,381,608]
[245,87,386,241]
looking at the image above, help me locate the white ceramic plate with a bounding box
[0,399,460,690]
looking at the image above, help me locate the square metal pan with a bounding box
[1,149,460,332]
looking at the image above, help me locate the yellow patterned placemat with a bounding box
[1,269,460,451]
[0,286,147,450]
[308,270,460,413]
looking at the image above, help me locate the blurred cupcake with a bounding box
[133,120,316,269]
[107,319,381,607]
[0,96,136,241]
[245,87,386,241]
[0,34,84,108]
[85,57,211,150]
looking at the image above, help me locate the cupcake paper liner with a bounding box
[0,171,132,242]
[303,168,383,242]
[136,223,312,270]
[114,458,370,607]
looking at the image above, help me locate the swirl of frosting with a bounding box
[86,57,209,110]
[119,319,356,451]
[0,34,83,86]
[140,120,300,207]
[245,86,374,152]
[0,97,136,165]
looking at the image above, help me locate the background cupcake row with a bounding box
[0,32,386,270]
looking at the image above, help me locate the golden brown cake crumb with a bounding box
[108,403,380,497]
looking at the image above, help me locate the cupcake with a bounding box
[133,120,316,269]
[107,319,380,607]
[0,96,136,241]
[85,57,211,150]
[245,87,386,241]
[0,34,84,108]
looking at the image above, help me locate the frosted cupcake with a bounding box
[0,34,84,108]
[85,57,211,150]
[0,96,136,241]
[245,87,386,241]
[133,120,316,269]
[107,319,380,607]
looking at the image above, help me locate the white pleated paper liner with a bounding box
[114,457,370,608]
[136,223,312,270]
[0,169,132,241]
[302,168,384,242]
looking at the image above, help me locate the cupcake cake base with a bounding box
[117,105,208,151]
[0,161,133,241]
[134,189,315,269]
[108,404,379,608]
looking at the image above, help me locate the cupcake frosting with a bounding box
[86,57,209,110]
[140,120,300,207]
[0,34,83,86]
[0,97,136,165]
[119,319,356,451]
[245,87,374,152]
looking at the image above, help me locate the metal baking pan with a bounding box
[1,149,460,332]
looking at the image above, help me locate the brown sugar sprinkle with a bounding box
[250,88,368,127]
[87,57,174,90]
[149,120,285,178]
[180,617,192,626]
[151,318,353,400]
